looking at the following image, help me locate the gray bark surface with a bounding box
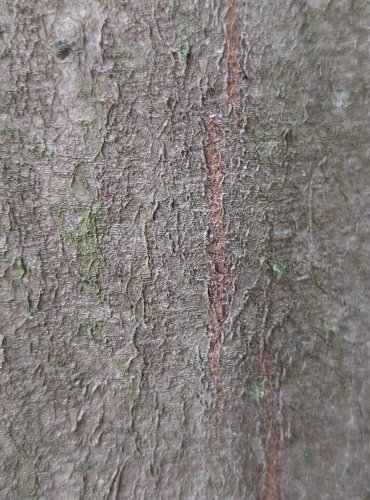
[1,0,369,498]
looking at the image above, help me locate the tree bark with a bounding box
[1,0,369,498]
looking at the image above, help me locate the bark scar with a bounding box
[225,1,242,109]
[204,119,229,434]
[263,342,279,500]
[224,2,279,492]
[203,0,242,436]
[206,120,229,325]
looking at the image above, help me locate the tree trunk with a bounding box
[1,0,369,498]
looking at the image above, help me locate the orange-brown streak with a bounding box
[205,120,228,431]
[209,327,226,431]
[225,1,242,108]
[263,351,279,500]
[205,0,242,436]
[207,121,229,324]
[225,0,279,491]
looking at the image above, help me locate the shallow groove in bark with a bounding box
[263,343,279,500]
[1,1,369,497]
[204,118,228,432]
[225,0,242,111]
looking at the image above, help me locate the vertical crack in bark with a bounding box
[205,119,228,434]
[207,120,228,325]
[203,0,242,437]
[227,0,280,491]
[225,1,242,111]
[263,342,279,500]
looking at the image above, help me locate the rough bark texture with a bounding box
[1,0,369,498]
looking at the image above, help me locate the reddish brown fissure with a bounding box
[263,350,279,500]
[205,119,228,432]
[225,1,242,111]
[206,120,229,325]
[204,0,244,435]
[209,2,279,495]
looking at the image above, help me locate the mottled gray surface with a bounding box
[0,0,369,498]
